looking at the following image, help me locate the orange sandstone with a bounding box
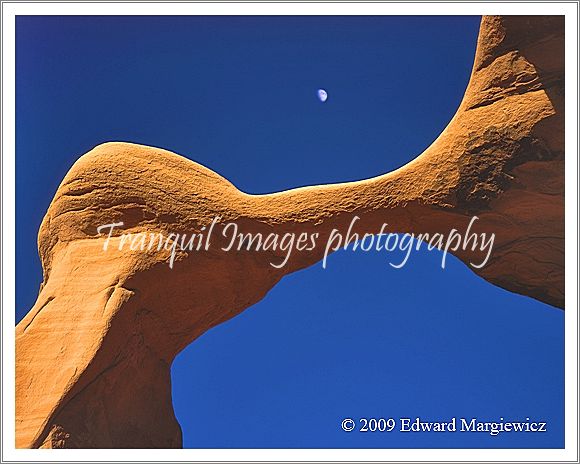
[16,16,564,448]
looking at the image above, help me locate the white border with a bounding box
[2,2,578,462]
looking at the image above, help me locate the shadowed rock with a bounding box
[16,15,564,448]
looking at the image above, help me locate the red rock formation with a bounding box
[16,15,564,448]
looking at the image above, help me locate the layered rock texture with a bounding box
[16,15,564,448]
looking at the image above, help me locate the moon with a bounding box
[317,88,328,102]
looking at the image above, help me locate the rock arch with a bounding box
[16,15,564,448]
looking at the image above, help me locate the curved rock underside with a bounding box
[16,15,564,448]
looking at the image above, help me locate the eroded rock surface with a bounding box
[16,16,564,448]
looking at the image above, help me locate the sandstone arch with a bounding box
[16,15,564,448]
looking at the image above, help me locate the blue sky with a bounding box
[16,15,563,448]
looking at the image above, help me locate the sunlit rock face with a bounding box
[16,15,564,448]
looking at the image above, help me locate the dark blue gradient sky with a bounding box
[16,15,563,448]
